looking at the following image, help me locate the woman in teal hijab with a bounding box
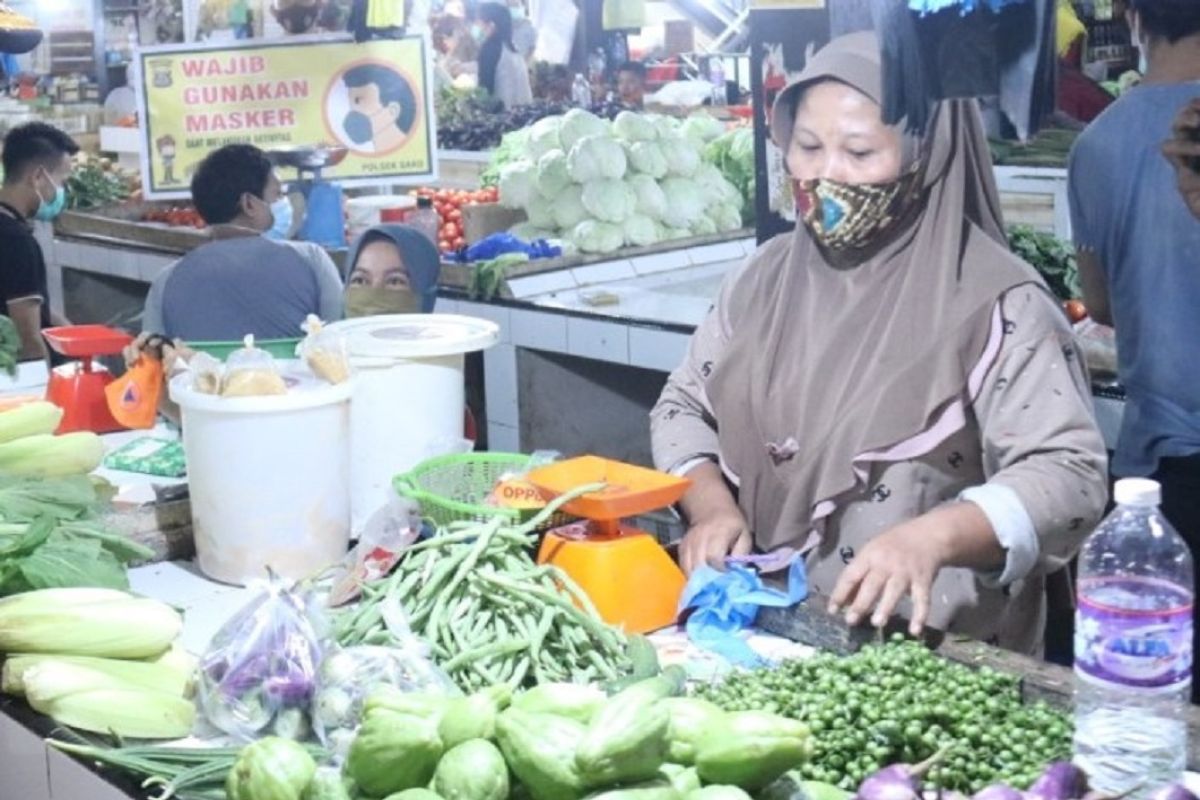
[344,224,441,318]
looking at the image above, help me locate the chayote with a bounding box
[226,736,317,800]
[694,711,811,791]
[432,739,509,800]
[496,708,586,800]
[511,682,607,724]
[347,708,444,798]
[660,698,726,766]
[576,681,673,788]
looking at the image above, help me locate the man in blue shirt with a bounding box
[1069,0,1200,695]
[142,144,343,342]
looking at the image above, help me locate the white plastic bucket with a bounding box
[326,314,500,532]
[170,365,354,585]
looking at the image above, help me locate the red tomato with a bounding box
[453,236,466,249]
[442,222,459,239]
[448,208,462,222]
[439,238,451,251]
[1064,299,1088,324]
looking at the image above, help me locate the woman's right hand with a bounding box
[679,508,753,576]
[123,333,192,374]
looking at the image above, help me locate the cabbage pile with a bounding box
[496,109,747,254]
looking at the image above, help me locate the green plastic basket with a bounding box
[394,452,569,530]
[189,338,302,361]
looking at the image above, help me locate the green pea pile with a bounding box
[693,636,1072,792]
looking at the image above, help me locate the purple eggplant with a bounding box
[1027,763,1089,800]
[1150,786,1200,800]
[855,749,947,800]
[973,785,1025,800]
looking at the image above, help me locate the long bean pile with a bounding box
[695,636,1072,792]
[334,484,633,692]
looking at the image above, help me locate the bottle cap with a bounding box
[417,196,432,208]
[1113,478,1161,507]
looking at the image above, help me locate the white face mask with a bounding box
[1132,15,1149,74]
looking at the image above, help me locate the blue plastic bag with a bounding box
[677,551,808,667]
[452,233,562,264]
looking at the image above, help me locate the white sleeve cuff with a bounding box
[670,456,715,478]
[959,483,1040,586]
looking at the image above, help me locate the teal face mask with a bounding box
[34,172,66,222]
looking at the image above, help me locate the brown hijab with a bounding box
[706,32,1042,551]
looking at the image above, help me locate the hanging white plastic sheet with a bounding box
[533,0,578,65]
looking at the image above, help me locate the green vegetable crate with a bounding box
[394,452,572,530]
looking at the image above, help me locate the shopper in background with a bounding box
[651,33,1107,653]
[344,225,440,318]
[0,122,76,363]
[507,0,537,63]
[1068,0,1200,698]
[1055,0,1114,124]
[1163,98,1200,220]
[617,61,647,109]
[433,14,478,87]
[142,144,343,342]
[476,2,532,109]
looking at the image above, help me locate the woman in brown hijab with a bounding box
[651,32,1107,654]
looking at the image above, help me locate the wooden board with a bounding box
[757,593,1200,768]
[55,204,210,255]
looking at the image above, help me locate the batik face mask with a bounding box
[793,166,924,259]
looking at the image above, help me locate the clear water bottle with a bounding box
[571,73,592,108]
[709,57,726,105]
[1073,478,1193,797]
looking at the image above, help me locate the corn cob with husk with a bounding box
[0,587,182,658]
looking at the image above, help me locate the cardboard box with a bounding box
[462,203,527,244]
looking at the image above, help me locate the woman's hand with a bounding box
[123,333,193,374]
[676,460,753,576]
[827,502,1002,635]
[679,509,752,576]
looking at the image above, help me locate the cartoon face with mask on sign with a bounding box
[340,64,419,155]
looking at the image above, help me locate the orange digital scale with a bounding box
[527,456,690,634]
[42,325,134,434]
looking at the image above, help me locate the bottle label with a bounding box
[1075,577,1194,692]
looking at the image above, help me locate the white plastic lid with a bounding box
[1113,478,1162,507]
[327,314,500,362]
[169,360,354,414]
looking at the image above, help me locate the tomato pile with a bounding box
[409,186,498,254]
[141,206,205,229]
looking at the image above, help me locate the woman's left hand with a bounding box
[827,502,998,636]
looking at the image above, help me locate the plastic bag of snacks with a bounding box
[221,335,287,397]
[189,351,225,395]
[197,577,323,741]
[297,315,351,385]
[313,605,459,762]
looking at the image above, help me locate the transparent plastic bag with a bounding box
[327,490,423,607]
[313,600,460,763]
[188,351,225,395]
[197,578,323,742]
[298,315,351,385]
[221,335,287,397]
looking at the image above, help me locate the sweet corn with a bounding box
[0,593,182,658]
[28,686,195,739]
[2,654,192,698]
[0,432,104,477]
[0,402,63,444]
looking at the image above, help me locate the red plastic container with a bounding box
[41,326,133,434]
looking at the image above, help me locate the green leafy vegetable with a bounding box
[704,128,755,226]
[1007,225,1080,302]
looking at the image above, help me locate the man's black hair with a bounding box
[618,61,646,80]
[190,143,273,225]
[1,122,78,185]
[1131,0,1200,44]
[344,64,418,134]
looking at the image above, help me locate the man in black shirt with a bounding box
[0,122,77,362]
